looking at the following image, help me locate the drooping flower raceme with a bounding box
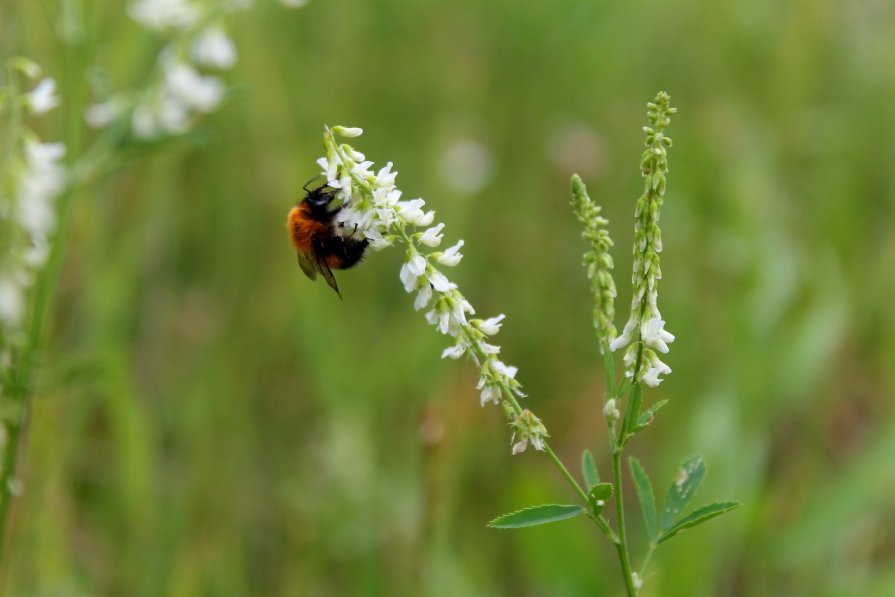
[316,126,546,454]
[570,174,617,351]
[609,92,676,387]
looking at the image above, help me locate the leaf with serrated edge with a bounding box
[582,450,599,489]
[488,505,584,529]
[629,457,658,542]
[660,455,706,530]
[657,501,739,543]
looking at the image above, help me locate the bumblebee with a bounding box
[287,181,369,297]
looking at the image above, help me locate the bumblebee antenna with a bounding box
[303,174,327,193]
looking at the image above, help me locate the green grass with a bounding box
[3,0,895,595]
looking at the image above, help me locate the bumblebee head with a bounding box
[307,185,336,206]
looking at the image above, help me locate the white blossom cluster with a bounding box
[609,93,676,387]
[0,63,67,374]
[317,126,547,454]
[86,0,249,138]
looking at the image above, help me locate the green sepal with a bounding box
[582,449,599,489]
[587,482,613,516]
[657,501,740,543]
[629,457,658,542]
[488,505,585,529]
[659,455,706,530]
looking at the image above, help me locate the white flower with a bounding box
[165,62,224,112]
[641,317,674,353]
[400,262,420,293]
[132,104,159,138]
[439,138,493,194]
[476,314,505,336]
[416,210,435,227]
[478,382,500,407]
[425,301,455,336]
[374,163,397,188]
[279,0,309,7]
[417,223,445,247]
[26,78,61,114]
[511,437,529,455]
[609,318,636,352]
[192,26,237,69]
[333,125,363,137]
[641,361,671,387]
[480,342,500,356]
[413,283,432,310]
[492,360,518,383]
[427,269,451,292]
[130,0,200,30]
[441,344,466,360]
[397,199,426,224]
[16,141,66,235]
[0,281,25,326]
[85,98,124,128]
[436,240,464,267]
[317,156,337,182]
[509,409,548,454]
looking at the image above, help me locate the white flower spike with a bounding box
[316,126,539,454]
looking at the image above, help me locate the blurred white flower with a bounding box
[0,281,25,327]
[130,0,200,30]
[85,98,125,128]
[16,141,66,236]
[192,26,237,69]
[26,78,60,115]
[279,0,309,8]
[549,121,607,179]
[165,62,224,112]
[439,138,493,194]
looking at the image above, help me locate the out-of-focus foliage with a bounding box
[3,0,894,595]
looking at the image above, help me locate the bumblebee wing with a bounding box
[312,239,342,298]
[297,250,318,281]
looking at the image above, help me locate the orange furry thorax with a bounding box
[287,204,328,253]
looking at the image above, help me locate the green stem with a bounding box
[612,447,637,597]
[543,443,588,505]
[495,378,615,542]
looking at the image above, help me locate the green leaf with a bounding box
[582,449,599,489]
[635,399,669,430]
[657,501,740,543]
[488,505,585,529]
[587,482,613,515]
[629,457,658,542]
[660,455,706,530]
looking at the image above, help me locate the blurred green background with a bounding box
[3,0,895,595]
